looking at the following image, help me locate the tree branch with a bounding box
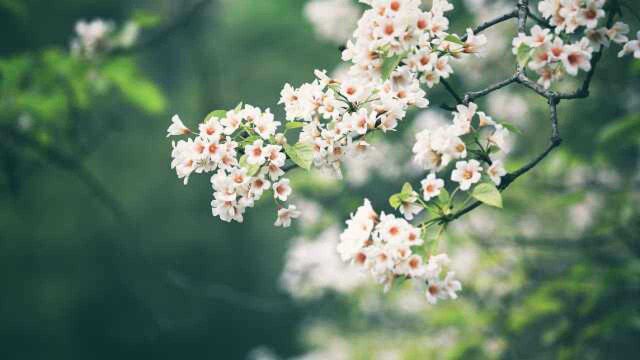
[517,0,530,33]
[446,100,562,223]
[274,0,616,233]
[465,73,519,102]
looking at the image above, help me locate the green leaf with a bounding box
[389,194,402,209]
[285,121,305,130]
[398,182,416,202]
[516,44,534,67]
[424,202,442,216]
[239,155,261,177]
[206,110,227,121]
[499,121,523,135]
[401,182,413,195]
[471,183,503,208]
[444,34,465,46]
[381,54,403,80]
[631,59,640,75]
[239,134,259,146]
[284,142,314,170]
[438,188,450,204]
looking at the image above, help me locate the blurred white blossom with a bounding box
[281,226,367,299]
[304,0,361,44]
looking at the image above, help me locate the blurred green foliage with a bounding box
[0,0,639,359]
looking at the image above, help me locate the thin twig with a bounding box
[465,73,519,102]
[527,10,555,30]
[112,0,215,56]
[461,9,519,41]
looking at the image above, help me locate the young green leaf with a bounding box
[401,182,414,196]
[389,194,402,209]
[284,142,314,170]
[239,155,261,177]
[285,121,305,130]
[206,109,227,122]
[438,188,450,204]
[239,134,259,146]
[471,182,503,208]
[381,54,403,80]
[424,202,443,216]
[444,34,465,46]
[516,44,534,67]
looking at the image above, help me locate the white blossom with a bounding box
[421,173,444,200]
[167,115,191,137]
[451,160,483,191]
[274,205,301,227]
[487,160,507,186]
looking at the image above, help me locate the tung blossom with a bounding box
[337,199,462,303]
[275,205,301,227]
[421,173,444,201]
[451,160,483,191]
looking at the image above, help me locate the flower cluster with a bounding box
[343,0,486,88]
[71,19,139,59]
[513,1,638,88]
[279,0,486,177]
[412,101,508,192]
[337,199,461,303]
[165,0,636,304]
[336,103,510,297]
[168,107,300,226]
[280,67,427,177]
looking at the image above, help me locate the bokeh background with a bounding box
[1,0,639,359]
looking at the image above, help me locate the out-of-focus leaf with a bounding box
[103,57,166,114]
[598,114,640,145]
[632,59,640,75]
[499,121,523,135]
[132,10,162,28]
[0,0,26,17]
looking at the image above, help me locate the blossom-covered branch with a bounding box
[166,0,639,303]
